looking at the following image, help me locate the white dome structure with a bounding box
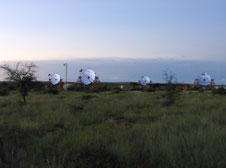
[198,73,212,86]
[50,74,61,85]
[80,68,96,85]
[140,76,151,86]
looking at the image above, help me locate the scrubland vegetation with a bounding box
[0,82,226,168]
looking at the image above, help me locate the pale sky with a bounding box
[0,0,226,61]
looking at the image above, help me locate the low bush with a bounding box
[111,89,121,94]
[31,81,46,91]
[44,87,59,95]
[82,94,96,100]
[0,88,9,96]
[162,84,178,106]
[162,90,177,106]
[198,88,204,93]
[63,146,119,168]
[8,84,16,91]
[94,85,110,92]
[131,86,141,91]
[66,85,76,91]
[212,87,225,95]
[74,85,86,91]
[143,87,156,92]
[130,82,139,87]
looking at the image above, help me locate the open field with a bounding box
[0,86,226,168]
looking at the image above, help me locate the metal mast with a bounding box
[63,63,68,84]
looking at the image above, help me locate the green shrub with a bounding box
[162,84,178,106]
[8,84,16,91]
[131,86,141,91]
[144,87,156,92]
[111,89,121,94]
[74,85,85,91]
[82,94,96,100]
[198,87,204,93]
[95,85,110,92]
[64,146,119,168]
[66,85,76,91]
[130,82,139,87]
[162,90,177,106]
[31,81,45,91]
[44,87,59,95]
[0,88,9,96]
[212,87,225,95]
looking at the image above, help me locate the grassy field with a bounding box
[0,87,226,167]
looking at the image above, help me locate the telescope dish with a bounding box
[50,74,61,85]
[81,68,96,85]
[140,76,151,86]
[198,73,211,86]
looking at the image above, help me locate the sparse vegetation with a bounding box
[0,88,9,96]
[44,87,60,95]
[0,85,225,168]
[0,62,37,103]
[162,70,178,106]
[212,87,225,95]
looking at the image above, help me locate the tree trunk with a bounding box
[23,94,26,103]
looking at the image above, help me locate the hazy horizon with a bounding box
[1,58,226,84]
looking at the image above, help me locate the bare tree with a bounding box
[162,69,176,84]
[0,62,37,103]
